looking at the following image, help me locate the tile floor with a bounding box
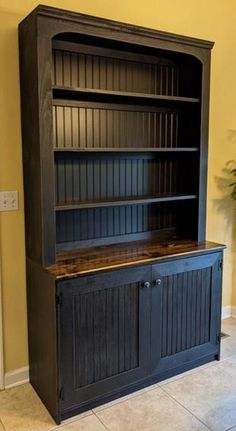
[1,318,236,431]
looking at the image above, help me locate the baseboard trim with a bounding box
[4,366,29,389]
[222,305,232,320]
[222,305,236,320]
[231,306,236,319]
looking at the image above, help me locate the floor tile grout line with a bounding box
[208,361,236,382]
[94,411,110,431]
[158,354,236,388]
[90,356,235,413]
[49,412,94,430]
[225,425,236,431]
[91,384,159,413]
[2,344,236,431]
[46,356,236,431]
[159,385,213,431]
[0,418,6,431]
[157,363,217,387]
[218,353,236,363]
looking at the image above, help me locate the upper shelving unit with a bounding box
[50,29,204,251]
[19,5,213,266]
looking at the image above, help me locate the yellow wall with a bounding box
[0,0,236,372]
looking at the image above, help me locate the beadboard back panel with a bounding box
[56,203,177,246]
[52,48,179,96]
[53,103,180,149]
[54,154,179,205]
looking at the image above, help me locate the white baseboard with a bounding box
[231,306,236,319]
[222,305,232,320]
[4,366,29,389]
[222,305,236,320]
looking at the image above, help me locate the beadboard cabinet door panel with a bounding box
[150,252,222,376]
[57,265,151,416]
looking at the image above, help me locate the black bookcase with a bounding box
[19,6,225,423]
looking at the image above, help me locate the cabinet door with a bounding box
[150,252,222,376]
[58,265,151,413]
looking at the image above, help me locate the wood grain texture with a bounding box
[47,240,225,280]
[19,11,56,266]
[19,13,43,263]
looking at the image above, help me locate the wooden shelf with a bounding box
[53,147,199,153]
[53,86,200,104]
[47,239,225,280]
[55,194,197,211]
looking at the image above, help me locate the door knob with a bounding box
[154,279,162,286]
[141,281,150,288]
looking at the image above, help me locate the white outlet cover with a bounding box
[0,191,19,211]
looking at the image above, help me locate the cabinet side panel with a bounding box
[198,53,211,240]
[19,16,43,263]
[37,18,56,265]
[26,258,59,423]
[19,16,56,266]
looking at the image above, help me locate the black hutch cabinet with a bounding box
[19,5,225,423]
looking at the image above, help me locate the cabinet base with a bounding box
[59,352,218,423]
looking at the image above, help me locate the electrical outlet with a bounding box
[0,191,19,211]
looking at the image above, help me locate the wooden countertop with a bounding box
[46,239,225,280]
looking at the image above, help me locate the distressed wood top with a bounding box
[47,240,225,280]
